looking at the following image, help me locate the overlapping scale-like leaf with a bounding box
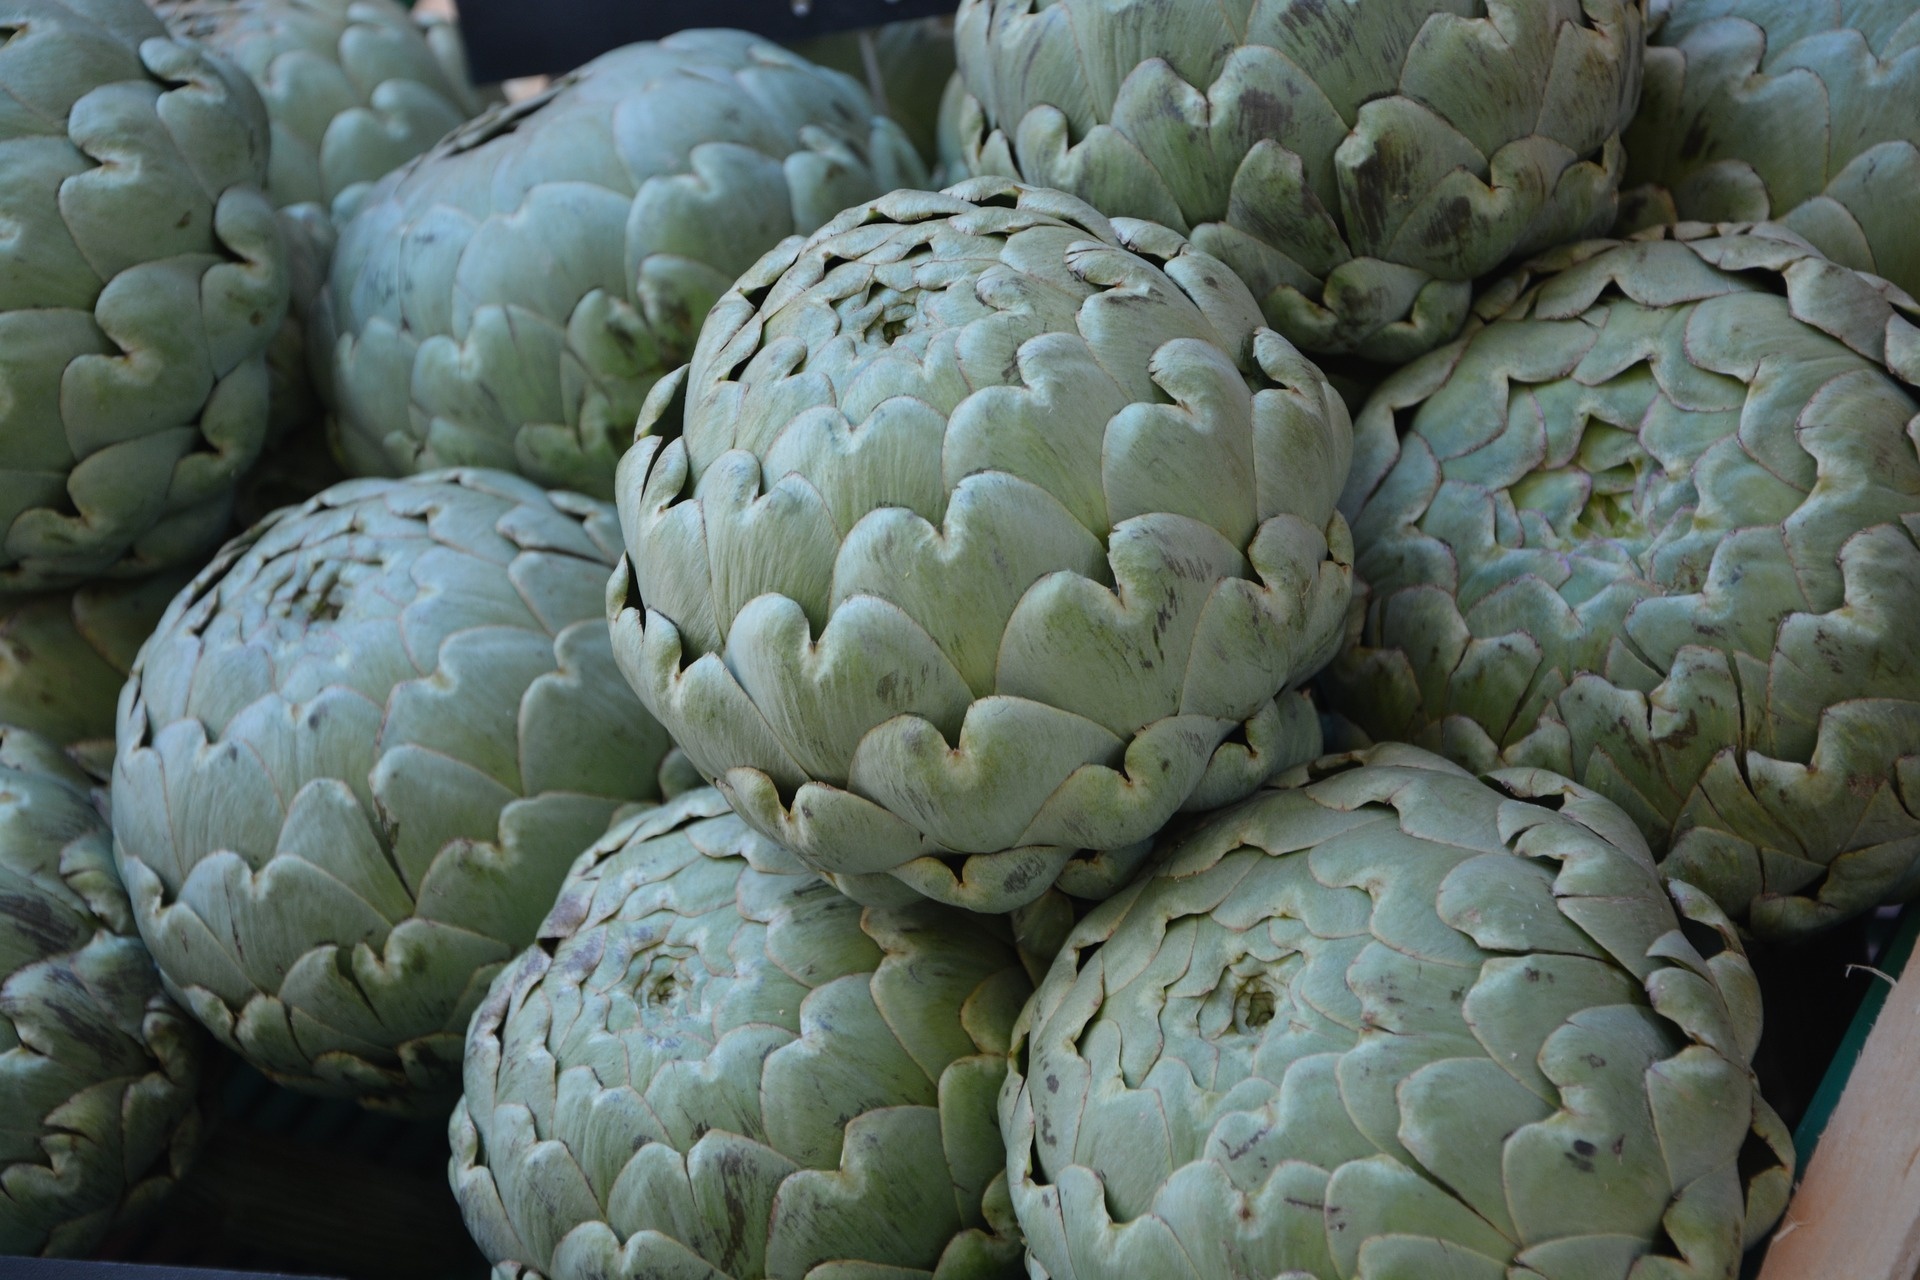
[112,469,672,1111]
[0,728,202,1257]
[952,0,1648,363]
[314,28,926,499]
[1003,746,1792,1280]
[450,787,1027,1280]
[1329,222,1920,938]
[610,180,1352,913]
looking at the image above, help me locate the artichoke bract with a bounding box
[0,572,189,773]
[610,180,1353,914]
[0,0,288,591]
[112,469,674,1110]
[452,787,1028,1280]
[952,0,1648,364]
[1624,0,1920,300]
[314,28,927,500]
[1328,223,1920,939]
[1,728,203,1258]
[1004,745,1793,1280]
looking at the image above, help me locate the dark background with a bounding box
[456,0,962,81]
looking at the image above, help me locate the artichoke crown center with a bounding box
[605,937,703,1033]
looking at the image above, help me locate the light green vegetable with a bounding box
[314,28,926,499]
[1,728,203,1257]
[1004,744,1793,1280]
[151,0,480,218]
[151,0,484,437]
[1327,223,1920,938]
[1624,0,1920,300]
[112,469,673,1111]
[952,0,1649,363]
[451,787,1027,1280]
[610,179,1351,913]
[0,0,288,591]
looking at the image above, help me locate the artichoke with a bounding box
[1003,744,1793,1280]
[951,0,1649,365]
[112,469,674,1111]
[1,728,203,1257]
[795,16,957,167]
[150,0,481,220]
[0,572,190,775]
[610,180,1352,914]
[1326,223,1920,939]
[0,0,288,591]
[150,0,484,436]
[451,786,1028,1280]
[314,28,927,500]
[1623,0,1920,300]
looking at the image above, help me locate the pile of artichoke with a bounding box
[4,0,1918,1275]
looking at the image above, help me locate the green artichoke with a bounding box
[112,469,673,1111]
[1003,744,1793,1280]
[795,16,957,167]
[150,0,484,437]
[451,786,1029,1280]
[610,180,1352,914]
[1,728,204,1257]
[1623,0,1920,300]
[314,28,927,500]
[1326,223,1920,939]
[951,0,1649,365]
[0,0,289,591]
[150,0,480,219]
[0,572,189,776]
